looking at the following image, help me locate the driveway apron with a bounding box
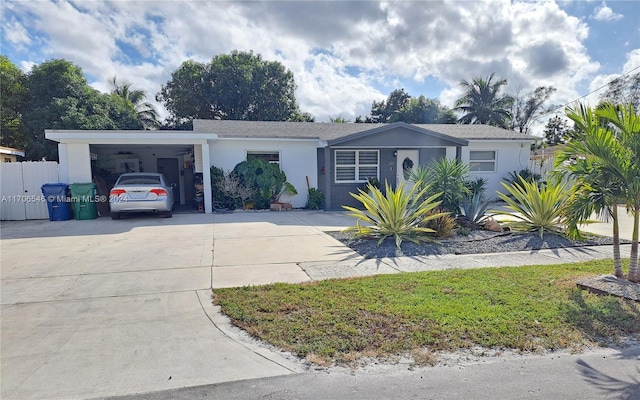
[0,214,309,399]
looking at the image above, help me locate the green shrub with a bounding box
[459,192,491,225]
[504,169,542,187]
[492,177,569,238]
[210,166,238,208]
[464,177,488,199]
[232,157,287,209]
[343,180,447,249]
[409,158,470,214]
[306,188,324,210]
[424,208,456,238]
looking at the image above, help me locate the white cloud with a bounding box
[592,2,623,21]
[2,0,611,123]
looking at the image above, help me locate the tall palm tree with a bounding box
[596,103,640,281]
[558,102,639,282]
[110,76,159,129]
[454,73,514,128]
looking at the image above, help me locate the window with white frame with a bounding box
[335,150,379,182]
[469,150,496,172]
[247,151,280,165]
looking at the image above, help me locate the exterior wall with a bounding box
[1,155,19,163]
[418,148,447,166]
[58,143,92,184]
[325,147,453,210]
[209,139,318,208]
[325,148,397,210]
[461,140,531,200]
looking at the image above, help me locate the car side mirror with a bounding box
[170,183,177,188]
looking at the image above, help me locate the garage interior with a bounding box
[89,144,203,214]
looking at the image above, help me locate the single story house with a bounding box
[0,146,25,163]
[45,121,535,213]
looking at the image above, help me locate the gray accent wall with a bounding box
[418,148,447,165]
[331,127,464,148]
[323,148,412,210]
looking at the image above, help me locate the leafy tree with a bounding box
[392,95,456,124]
[23,59,142,161]
[110,76,159,129]
[289,112,315,122]
[599,71,639,111]
[0,55,28,149]
[368,89,455,124]
[454,73,514,128]
[510,86,557,134]
[369,88,411,123]
[330,115,351,123]
[157,51,308,123]
[543,116,571,145]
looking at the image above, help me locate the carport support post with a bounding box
[201,144,212,214]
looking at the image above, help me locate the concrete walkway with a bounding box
[1,210,635,399]
[210,210,634,288]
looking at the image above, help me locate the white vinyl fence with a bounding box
[529,157,556,181]
[1,161,60,220]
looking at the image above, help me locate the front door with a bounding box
[396,150,419,189]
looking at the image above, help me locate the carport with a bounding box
[45,130,217,213]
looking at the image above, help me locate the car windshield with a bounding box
[117,175,162,185]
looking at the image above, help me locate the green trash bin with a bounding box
[69,183,98,220]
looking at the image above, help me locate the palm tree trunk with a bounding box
[612,206,623,278]
[628,205,639,282]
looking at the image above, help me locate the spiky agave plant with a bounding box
[492,177,570,238]
[343,180,447,249]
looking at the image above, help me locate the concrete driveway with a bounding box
[1,209,636,399]
[1,212,357,399]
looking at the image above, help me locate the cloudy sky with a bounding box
[2,0,639,133]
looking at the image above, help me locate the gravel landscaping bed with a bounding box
[327,230,625,259]
[328,230,639,302]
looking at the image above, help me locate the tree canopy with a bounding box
[454,73,514,128]
[543,116,571,145]
[366,89,455,124]
[18,59,142,160]
[599,71,640,111]
[157,51,310,125]
[0,55,28,150]
[110,76,160,129]
[510,86,557,134]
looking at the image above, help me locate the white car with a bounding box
[109,173,175,219]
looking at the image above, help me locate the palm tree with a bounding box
[596,103,640,281]
[454,73,514,128]
[110,76,159,129]
[558,102,639,282]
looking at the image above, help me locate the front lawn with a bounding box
[212,260,640,366]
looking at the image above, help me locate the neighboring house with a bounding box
[0,146,25,163]
[46,121,534,213]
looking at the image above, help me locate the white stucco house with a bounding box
[45,121,535,213]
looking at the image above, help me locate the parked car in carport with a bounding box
[109,173,175,219]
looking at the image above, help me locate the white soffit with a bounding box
[44,130,217,145]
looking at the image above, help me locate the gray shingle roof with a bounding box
[193,120,535,142]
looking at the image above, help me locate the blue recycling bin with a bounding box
[41,183,72,221]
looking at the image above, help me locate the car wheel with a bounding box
[111,212,120,220]
[163,211,172,218]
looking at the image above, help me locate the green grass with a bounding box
[213,260,640,366]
